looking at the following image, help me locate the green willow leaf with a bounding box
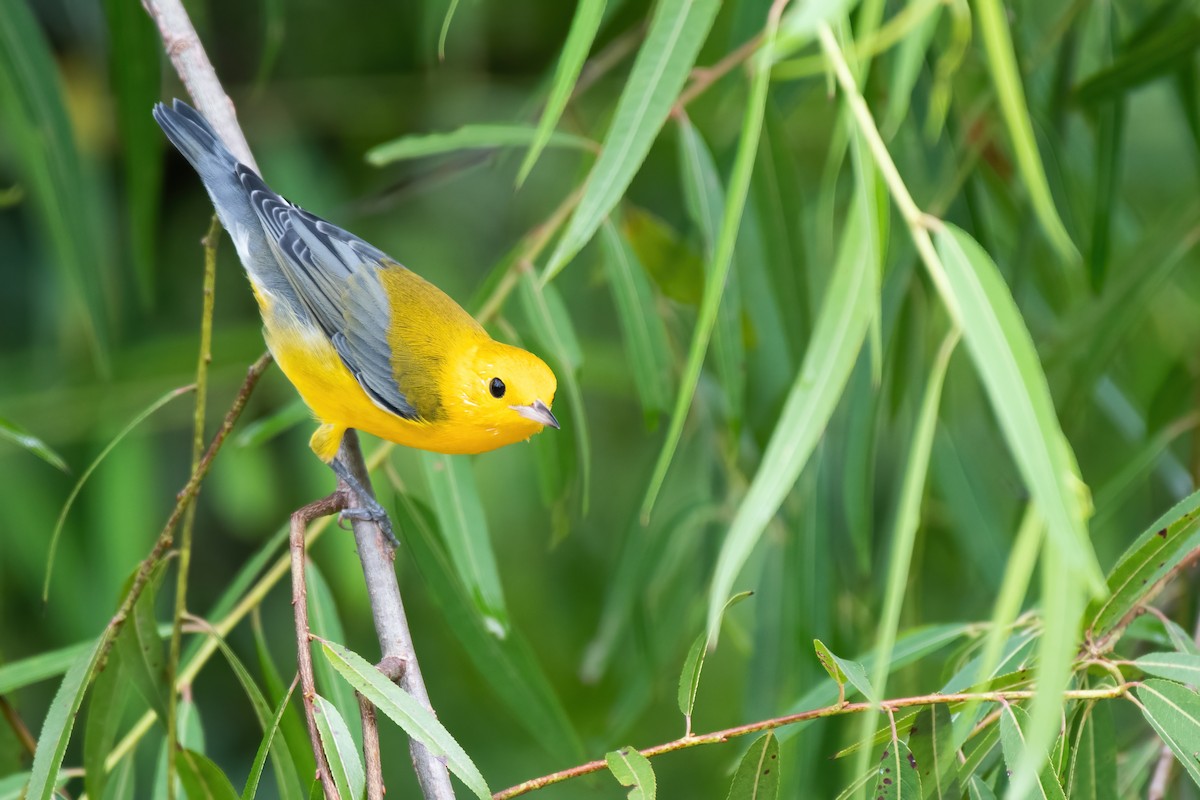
[421,452,509,635]
[599,221,673,425]
[907,705,959,799]
[0,416,69,473]
[973,0,1078,262]
[367,124,593,165]
[320,639,491,799]
[543,0,721,280]
[176,748,240,800]
[25,637,104,800]
[314,695,365,800]
[1137,679,1200,791]
[606,746,656,800]
[517,0,607,185]
[998,704,1067,800]
[1087,489,1200,645]
[933,225,1103,593]
[726,732,780,800]
[873,738,921,799]
[1134,652,1200,686]
[1066,702,1117,800]
[705,191,873,645]
[642,9,786,521]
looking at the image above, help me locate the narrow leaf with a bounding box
[706,192,873,644]
[973,0,1078,262]
[726,732,780,800]
[176,748,240,800]
[314,695,365,800]
[517,0,607,185]
[641,13,780,518]
[44,385,193,600]
[599,221,673,425]
[26,637,104,800]
[518,271,591,512]
[1134,652,1200,685]
[873,738,921,800]
[242,680,298,800]
[933,225,1103,592]
[544,0,721,279]
[1137,679,1200,791]
[367,124,593,165]
[0,640,91,695]
[678,591,752,723]
[998,704,1067,800]
[395,490,585,762]
[421,453,509,635]
[0,416,69,472]
[1066,702,1117,800]
[907,705,959,799]
[1087,489,1200,643]
[320,639,491,799]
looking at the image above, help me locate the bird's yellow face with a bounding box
[444,339,559,451]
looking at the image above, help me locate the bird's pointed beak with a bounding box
[511,399,560,429]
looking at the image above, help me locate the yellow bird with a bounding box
[154,100,558,536]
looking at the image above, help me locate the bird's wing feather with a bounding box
[236,165,421,421]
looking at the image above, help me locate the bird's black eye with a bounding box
[489,377,506,399]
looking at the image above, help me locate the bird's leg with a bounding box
[329,457,399,548]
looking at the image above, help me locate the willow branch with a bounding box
[493,684,1136,799]
[290,492,350,800]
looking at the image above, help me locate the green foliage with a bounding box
[6,0,1200,798]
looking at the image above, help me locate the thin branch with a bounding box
[337,430,456,799]
[358,690,384,800]
[95,355,271,678]
[140,0,257,171]
[491,684,1135,799]
[290,492,350,800]
[166,214,220,800]
[0,694,36,758]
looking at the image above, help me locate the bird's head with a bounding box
[451,339,559,449]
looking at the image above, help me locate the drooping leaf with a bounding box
[25,637,105,800]
[998,704,1067,800]
[907,705,959,799]
[367,124,594,165]
[725,732,780,800]
[678,591,753,726]
[1136,679,1200,791]
[421,452,509,635]
[1065,702,1117,800]
[176,748,240,800]
[598,220,673,425]
[1134,652,1200,685]
[395,490,585,763]
[933,225,1102,592]
[873,738,921,800]
[320,639,491,799]
[0,416,69,473]
[314,695,365,800]
[705,191,873,644]
[517,0,607,185]
[544,0,722,279]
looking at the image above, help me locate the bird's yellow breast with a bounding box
[261,307,541,460]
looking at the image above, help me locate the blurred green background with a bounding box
[4,0,1200,797]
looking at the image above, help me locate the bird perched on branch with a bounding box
[154,99,559,539]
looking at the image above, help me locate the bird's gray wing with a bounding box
[236,165,420,421]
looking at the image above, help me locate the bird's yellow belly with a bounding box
[262,317,530,458]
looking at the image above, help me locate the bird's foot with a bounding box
[330,458,400,549]
[339,499,398,548]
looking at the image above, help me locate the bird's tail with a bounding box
[154,99,300,312]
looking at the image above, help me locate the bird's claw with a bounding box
[338,497,399,549]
